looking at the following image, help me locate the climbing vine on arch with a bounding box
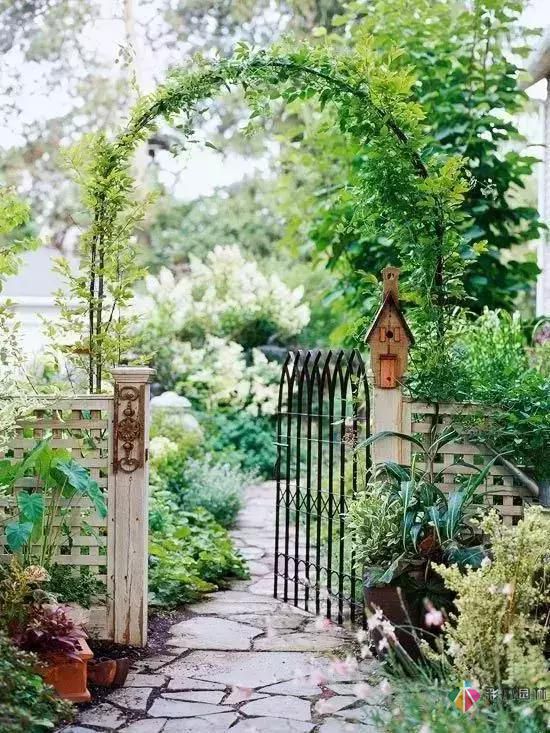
[55,36,473,392]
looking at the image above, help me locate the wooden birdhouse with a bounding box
[365,267,414,389]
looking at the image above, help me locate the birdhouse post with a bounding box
[365,267,414,464]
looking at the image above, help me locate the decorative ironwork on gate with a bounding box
[274,349,371,626]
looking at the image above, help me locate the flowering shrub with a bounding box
[139,245,310,346]
[436,508,550,698]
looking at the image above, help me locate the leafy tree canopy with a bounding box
[276,0,542,318]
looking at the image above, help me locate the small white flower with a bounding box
[501,583,514,597]
[503,632,513,645]
[481,556,492,569]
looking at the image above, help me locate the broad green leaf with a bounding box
[357,431,427,453]
[20,438,52,479]
[17,491,44,522]
[51,459,107,518]
[5,521,33,551]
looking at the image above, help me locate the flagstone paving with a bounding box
[60,483,384,733]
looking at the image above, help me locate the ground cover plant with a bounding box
[0,628,73,733]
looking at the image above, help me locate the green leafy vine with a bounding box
[58,40,471,391]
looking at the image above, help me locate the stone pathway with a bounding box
[62,483,384,733]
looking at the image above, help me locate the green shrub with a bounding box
[203,410,277,478]
[152,451,249,528]
[178,456,247,528]
[436,507,550,698]
[45,565,106,609]
[148,485,248,608]
[0,630,73,733]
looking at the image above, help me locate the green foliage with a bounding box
[66,34,475,387]
[0,629,73,733]
[0,438,107,567]
[278,0,541,318]
[436,508,550,701]
[379,677,547,733]
[44,565,106,609]
[148,484,248,608]
[203,411,277,478]
[349,430,493,584]
[144,180,283,270]
[411,310,550,481]
[151,450,247,528]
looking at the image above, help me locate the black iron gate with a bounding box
[274,349,371,626]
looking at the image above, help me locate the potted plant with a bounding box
[13,603,93,703]
[347,428,494,654]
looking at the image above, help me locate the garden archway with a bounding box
[67,42,456,393]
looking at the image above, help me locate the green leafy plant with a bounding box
[45,566,106,609]
[348,428,494,584]
[56,32,476,389]
[202,410,277,478]
[0,629,73,733]
[151,451,248,529]
[277,0,541,320]
[0,438,107,567]
[436,507,550,699]
[148,485,248,608]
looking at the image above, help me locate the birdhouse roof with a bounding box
[365,292,415,345]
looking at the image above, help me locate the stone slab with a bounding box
[253,632,343,652]
[105,687,153,711]
[230,718,314,733]
[162,712,238,732]
[168,616,262,650]
[119,720,167,733]
[79,703,126,729]
[259,679,323,697]
[166,677,227,692]
[163,651,311,688]
[124,673,168,687]
[240,695,311,721]
[148,698,228,718]
[163,690,225,704]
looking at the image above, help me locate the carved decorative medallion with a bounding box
[114,384,145,473]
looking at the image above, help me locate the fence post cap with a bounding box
[111,366,155,384]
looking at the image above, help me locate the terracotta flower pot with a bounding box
[37,638,94,703]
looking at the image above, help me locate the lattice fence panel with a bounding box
[0,396,114,636]
[406,401,533,526]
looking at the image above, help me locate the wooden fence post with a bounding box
[109,366,154,646]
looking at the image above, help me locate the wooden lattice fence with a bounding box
[0,367,153,646]
[402,400,533,526]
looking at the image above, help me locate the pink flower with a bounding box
[353,682,373,700]
[310,669,329,686]
[330,655,358,677]
[424,602,444,628]
[315,617,334,632]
